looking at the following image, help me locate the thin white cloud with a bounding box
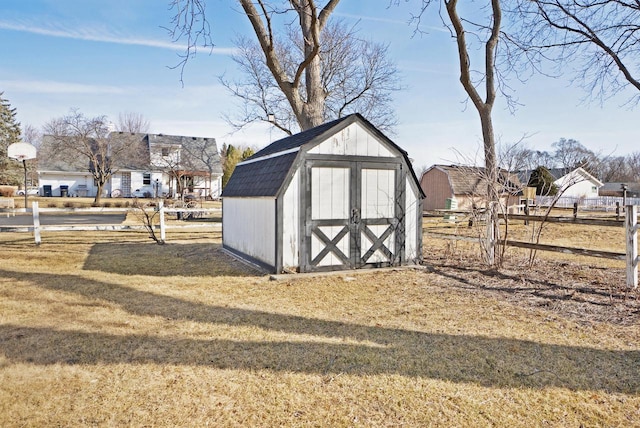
[336,12,449,33]
[0,79,125,95]
[0,19,236,54]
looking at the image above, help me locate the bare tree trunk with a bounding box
[95,182,104,205]
[445,0,502,266]
[240,0,338,130]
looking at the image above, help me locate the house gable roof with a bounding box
[427,164,522,196]
[223,113,422,198]
[552,166,603,187]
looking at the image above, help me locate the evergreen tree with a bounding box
[528,166,559,196]
[0,92,22,185]
[221,144,255,188]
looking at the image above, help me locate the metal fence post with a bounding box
[626,205,638,289]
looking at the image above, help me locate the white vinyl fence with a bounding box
[537,195,640,210]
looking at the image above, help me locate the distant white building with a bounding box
[38,133,222,199]
[551,167,603,198]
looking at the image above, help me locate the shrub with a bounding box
[0,186,16,197]
[102,202,112,208]
[63,201,76,208]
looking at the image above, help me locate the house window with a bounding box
[161,147,169,157]
[143,172,151,185]
[592,186,597,193]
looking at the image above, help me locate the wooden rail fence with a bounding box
[0,201,221,244]
[426,205,638,289]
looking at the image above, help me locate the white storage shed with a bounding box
[222,114,424,273]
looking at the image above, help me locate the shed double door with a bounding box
[302,160,404,272]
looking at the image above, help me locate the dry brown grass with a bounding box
[0,228,639,427]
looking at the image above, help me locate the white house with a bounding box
[222,114,424,273]
[551,167,603,198]
[38,133,222,199]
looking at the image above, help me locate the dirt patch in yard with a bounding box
[424,245,640,327]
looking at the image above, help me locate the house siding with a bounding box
[421,167,454,211]
[38,172,95,197]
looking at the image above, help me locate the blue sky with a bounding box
[0,0,637,170]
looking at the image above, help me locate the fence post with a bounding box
[32,201,41,245]
[626,204,638,289]
[616,202,620,221]
[159,200,166,242]
[573,202,578,219]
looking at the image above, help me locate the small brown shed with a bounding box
[420,164,521,212]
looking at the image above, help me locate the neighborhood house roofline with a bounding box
[554,166,603,187]
[38,132,222,175]
[425,164,522,196]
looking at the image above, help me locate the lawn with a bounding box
[0,228,638,426]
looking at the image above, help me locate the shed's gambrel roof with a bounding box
[222,113,422,198]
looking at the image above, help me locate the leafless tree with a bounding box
[19,124,41,187]
[627,152,640,182]
[551,138,597,170]
[508,0,640,105]
[117,112,150,133]
[179,137,223,197]
[43,110,145,204]
[131,199,165,244]
[168,1,400,133]
[408,0,505,266]
[221,19,400,135]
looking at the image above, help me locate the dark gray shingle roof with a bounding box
[222,152,298,197]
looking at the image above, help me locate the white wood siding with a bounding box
[307,123,394,157]
[361,168,394,218]
[312,225,350,266]
[282,170,300,269]
[311,167,350,266]
[223,198,276,266]
[404,176,419,262]
[360,168,396,264]
[312,167,349,220]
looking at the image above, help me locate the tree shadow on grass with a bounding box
[82,243,261,277]
[1,268,638,394]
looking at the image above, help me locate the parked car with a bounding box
[16,187,39,196]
